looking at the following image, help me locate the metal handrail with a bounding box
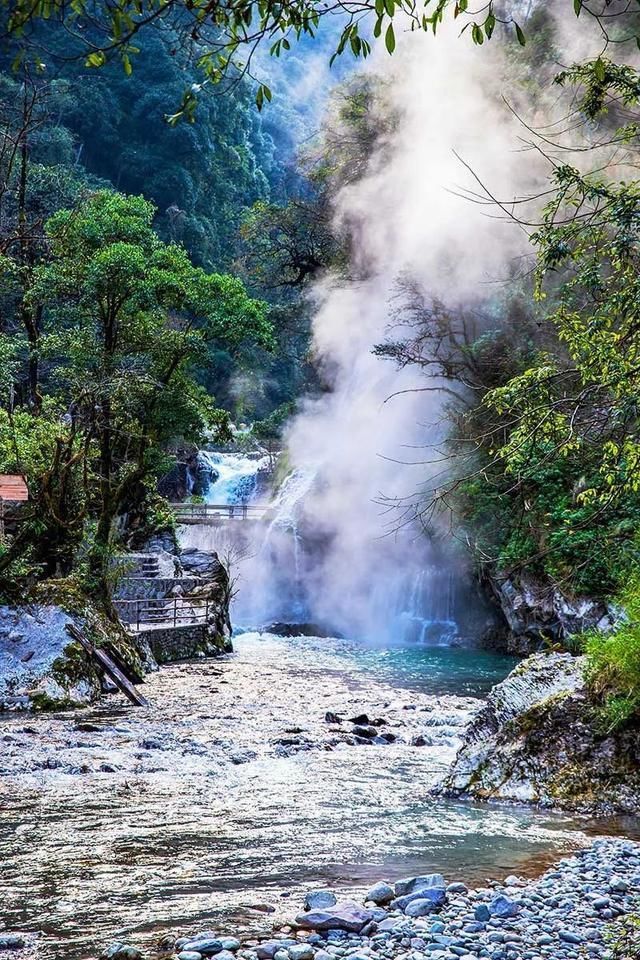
[170,502,269,520]
[116,597,212,631]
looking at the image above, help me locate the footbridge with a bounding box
[171,502,271,524]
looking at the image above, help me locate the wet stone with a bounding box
[0,935,26,950]
[305,891,339,911]
[181,938,225,955]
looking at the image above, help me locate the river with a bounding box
[0,631,635,960]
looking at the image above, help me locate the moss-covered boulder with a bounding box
[441,652,640,814]
[0,602,150,711]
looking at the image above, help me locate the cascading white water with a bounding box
[199,451,271,505]
[187,451,472,641]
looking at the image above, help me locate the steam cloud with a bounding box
[280,25,543,641]
[223,7,625,641]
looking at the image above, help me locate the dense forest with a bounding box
[1,3,640,957]
[1,0,640,722]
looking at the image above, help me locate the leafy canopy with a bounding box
[2,0,625,116]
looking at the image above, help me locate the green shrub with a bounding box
[607,911,640,959]
[585,578,640,731]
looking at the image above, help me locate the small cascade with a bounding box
[199,451,271,505]
[392,566,459,645]
[256,468,317,622]
[177,452,465,643]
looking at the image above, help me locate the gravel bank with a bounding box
[85,838,640,960]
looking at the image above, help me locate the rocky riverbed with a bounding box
[89,837,640,960]
[1,635,638,960]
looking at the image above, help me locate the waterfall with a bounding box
[179,452,475,642]
[199,451,271,505]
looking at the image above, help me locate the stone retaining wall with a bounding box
[115,577,201,601]
[144,624,225,663]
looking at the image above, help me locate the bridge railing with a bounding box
[116,597,213,632]
[171,502,269,522]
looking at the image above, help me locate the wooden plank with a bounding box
[103,642,145,685]
[0,475,29,501]
[66,624,149,707]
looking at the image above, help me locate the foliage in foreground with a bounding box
[0,190,270,602]
[585,578,640,731]
[607,910,640,959]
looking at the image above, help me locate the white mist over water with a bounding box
[280,26,543,642]
[193,10,621,642]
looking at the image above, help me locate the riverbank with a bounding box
[10,837,640,960]
[2,634,632,960]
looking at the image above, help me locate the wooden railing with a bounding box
[116,597,213,631]
[170,502,269,522]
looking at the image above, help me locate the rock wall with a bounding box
[144,623,231,663]
[482,570,616,653]
[441,651,640,814]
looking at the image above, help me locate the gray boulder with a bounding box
[489,895,520,919]
[404,898,442,917]
[394,874,446,897]
[366,881,395,905]
[295,900,374,932]
[442,653,589,806]
[180,937,223,955]
[393,887,447,912]
[0,605,103,711]
[101,945,143,960]
[256,942,297,959]
[0,935,25,950]
[288,946,314,960]
[303,890,337,911]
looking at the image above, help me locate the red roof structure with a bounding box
[0,475,29,501]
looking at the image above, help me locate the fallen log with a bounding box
[66,624,149,707]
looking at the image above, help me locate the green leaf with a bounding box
[485,11,495,38]
[515,22,526,46]
[574,0,582,16]
[85,50,107,68]
[594,58,605,82]
[385,21,396,53]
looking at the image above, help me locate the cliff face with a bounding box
[441,652,640,815]
[482,570,616,653]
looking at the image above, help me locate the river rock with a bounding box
[404,898,442,917]
[489,895,520,919]
[101,945,144,960]
[256,941,297,959]
[0,935,25,950]
[394,875,446,898]
[304,890,338,911]
[178,953,204,960]
[366,881,395,905]
[295,901,374,932]
[394,887,447,913]
[181,937,224,955]
[288,945,315,960]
